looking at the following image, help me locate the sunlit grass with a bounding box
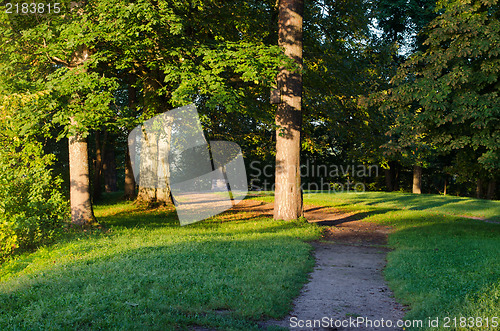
[1,191,498,330]
[250,191,500,221]
[0,197,321,330]
[300,192,500,330]
[250,191,500,330]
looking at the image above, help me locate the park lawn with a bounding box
[1,191,499,330]
[303,192,500,330]
[0,196,321,330]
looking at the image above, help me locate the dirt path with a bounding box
[230,200,405,331]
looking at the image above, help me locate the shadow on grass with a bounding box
[0,236,314,330]
[93,191,128,206]
[310,208,395,227]
[383,213,500,321]
[308,192,500,222]
[94,199,315,244]
[99,206,180,229]
[357,193,464,210]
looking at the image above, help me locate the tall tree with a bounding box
[0,3,118,225]
[2,0,287,211]
[274,0,304,220]
[384,0,500,195]
[413,165,423,194]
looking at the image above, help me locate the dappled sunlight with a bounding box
[0,200,321,289]
[1,192,499,329]
[303,192,500,222]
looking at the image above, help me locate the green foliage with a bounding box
[252,191,500,221]
[0,2,120,139]
[0,94,68,261]
[47,67,119,138]
[299,0,424,173]
[81,0,286,112]
[374,0,437,49]
[384,0,500,176]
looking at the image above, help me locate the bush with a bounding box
[0,93,69,261]
[0,139,69,261]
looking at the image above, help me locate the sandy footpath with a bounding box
[233,200,405,331]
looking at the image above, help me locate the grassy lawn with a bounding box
[0,195,321,330]
[0,191,499,330]
[278,192,500,330]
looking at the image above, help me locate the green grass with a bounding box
[365,209,499,330]
[252,191,500,222]
[300,192,500,330]
[0,196,321,330]
[1,191,499,330]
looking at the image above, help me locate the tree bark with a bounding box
[67,44,95,226]
[136,70,174,204]
[124,144,136,200]
[124,79,137,200]
[476,178,484,199]
[274,0,304,221]
[103,146,118,192]
[69,118,95,226]
[412,165,422,194]
[137,128,158,203]
[486,179,496,200]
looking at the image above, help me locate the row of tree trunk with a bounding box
[386,163,496,199]
[67,0,304,225]
[93,131,118,200]
[476,178,497,200]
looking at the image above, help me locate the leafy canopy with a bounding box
[383,0,500,172]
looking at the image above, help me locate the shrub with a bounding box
[0,139,69,261]
[0,93,69,261]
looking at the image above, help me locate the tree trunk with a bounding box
[443,177,447,196]
[274,0,304,221]
[69,118,95,226]
[136,70,170,204]
[137,128,158,203]
[155,116,174,205]
[103,146,118,192]
[412,165,422,194]
[486,179,496,200]
[124,79,137,200]
[385,168,393,192]
[124,144,136,200]
[62,41,96,225]
[476,178,484,199]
